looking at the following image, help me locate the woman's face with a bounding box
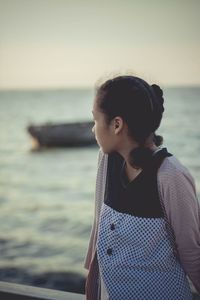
[92,99,117,153]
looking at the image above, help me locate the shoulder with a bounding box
[97,149,108,170]
[157,155,199,215]
[158,155,195,187]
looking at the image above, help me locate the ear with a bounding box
[113,116,123,134]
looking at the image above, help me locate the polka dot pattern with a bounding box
[97,204,193,300]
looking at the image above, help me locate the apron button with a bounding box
[110,223,115,230]
[107,248,113,255]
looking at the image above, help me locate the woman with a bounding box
[85,75,200,299]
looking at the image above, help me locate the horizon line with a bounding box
[1,83,200,92]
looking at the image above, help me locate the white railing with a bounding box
[0,281,85,300]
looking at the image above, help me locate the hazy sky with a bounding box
[0,0,200,89]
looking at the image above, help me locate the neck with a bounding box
[116,137,158,170]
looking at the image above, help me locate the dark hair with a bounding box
[96,75,165,168]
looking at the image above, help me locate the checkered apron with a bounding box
[97,203,192,299]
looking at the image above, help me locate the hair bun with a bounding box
[129,147,153,169]
[153,134,163,146]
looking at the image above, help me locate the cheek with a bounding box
[96,128,114,153]
[94,125,101,142]
[93,123,103,143]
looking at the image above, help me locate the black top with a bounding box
[104,148,172,218]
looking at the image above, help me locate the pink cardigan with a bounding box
[85,150,200,298]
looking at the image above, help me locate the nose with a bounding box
[92,124,95,134]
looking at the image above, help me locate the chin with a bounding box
[99,146,115,155]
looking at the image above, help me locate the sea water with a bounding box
[0,87,200,288]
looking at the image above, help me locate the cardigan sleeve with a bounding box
[84,149,108,269]
[158,158,200,293]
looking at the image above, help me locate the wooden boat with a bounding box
[27,121,96,149]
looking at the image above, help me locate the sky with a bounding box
[0,0,200,89]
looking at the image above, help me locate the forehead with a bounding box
[92,100,107,120]
[92,98,100,113]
